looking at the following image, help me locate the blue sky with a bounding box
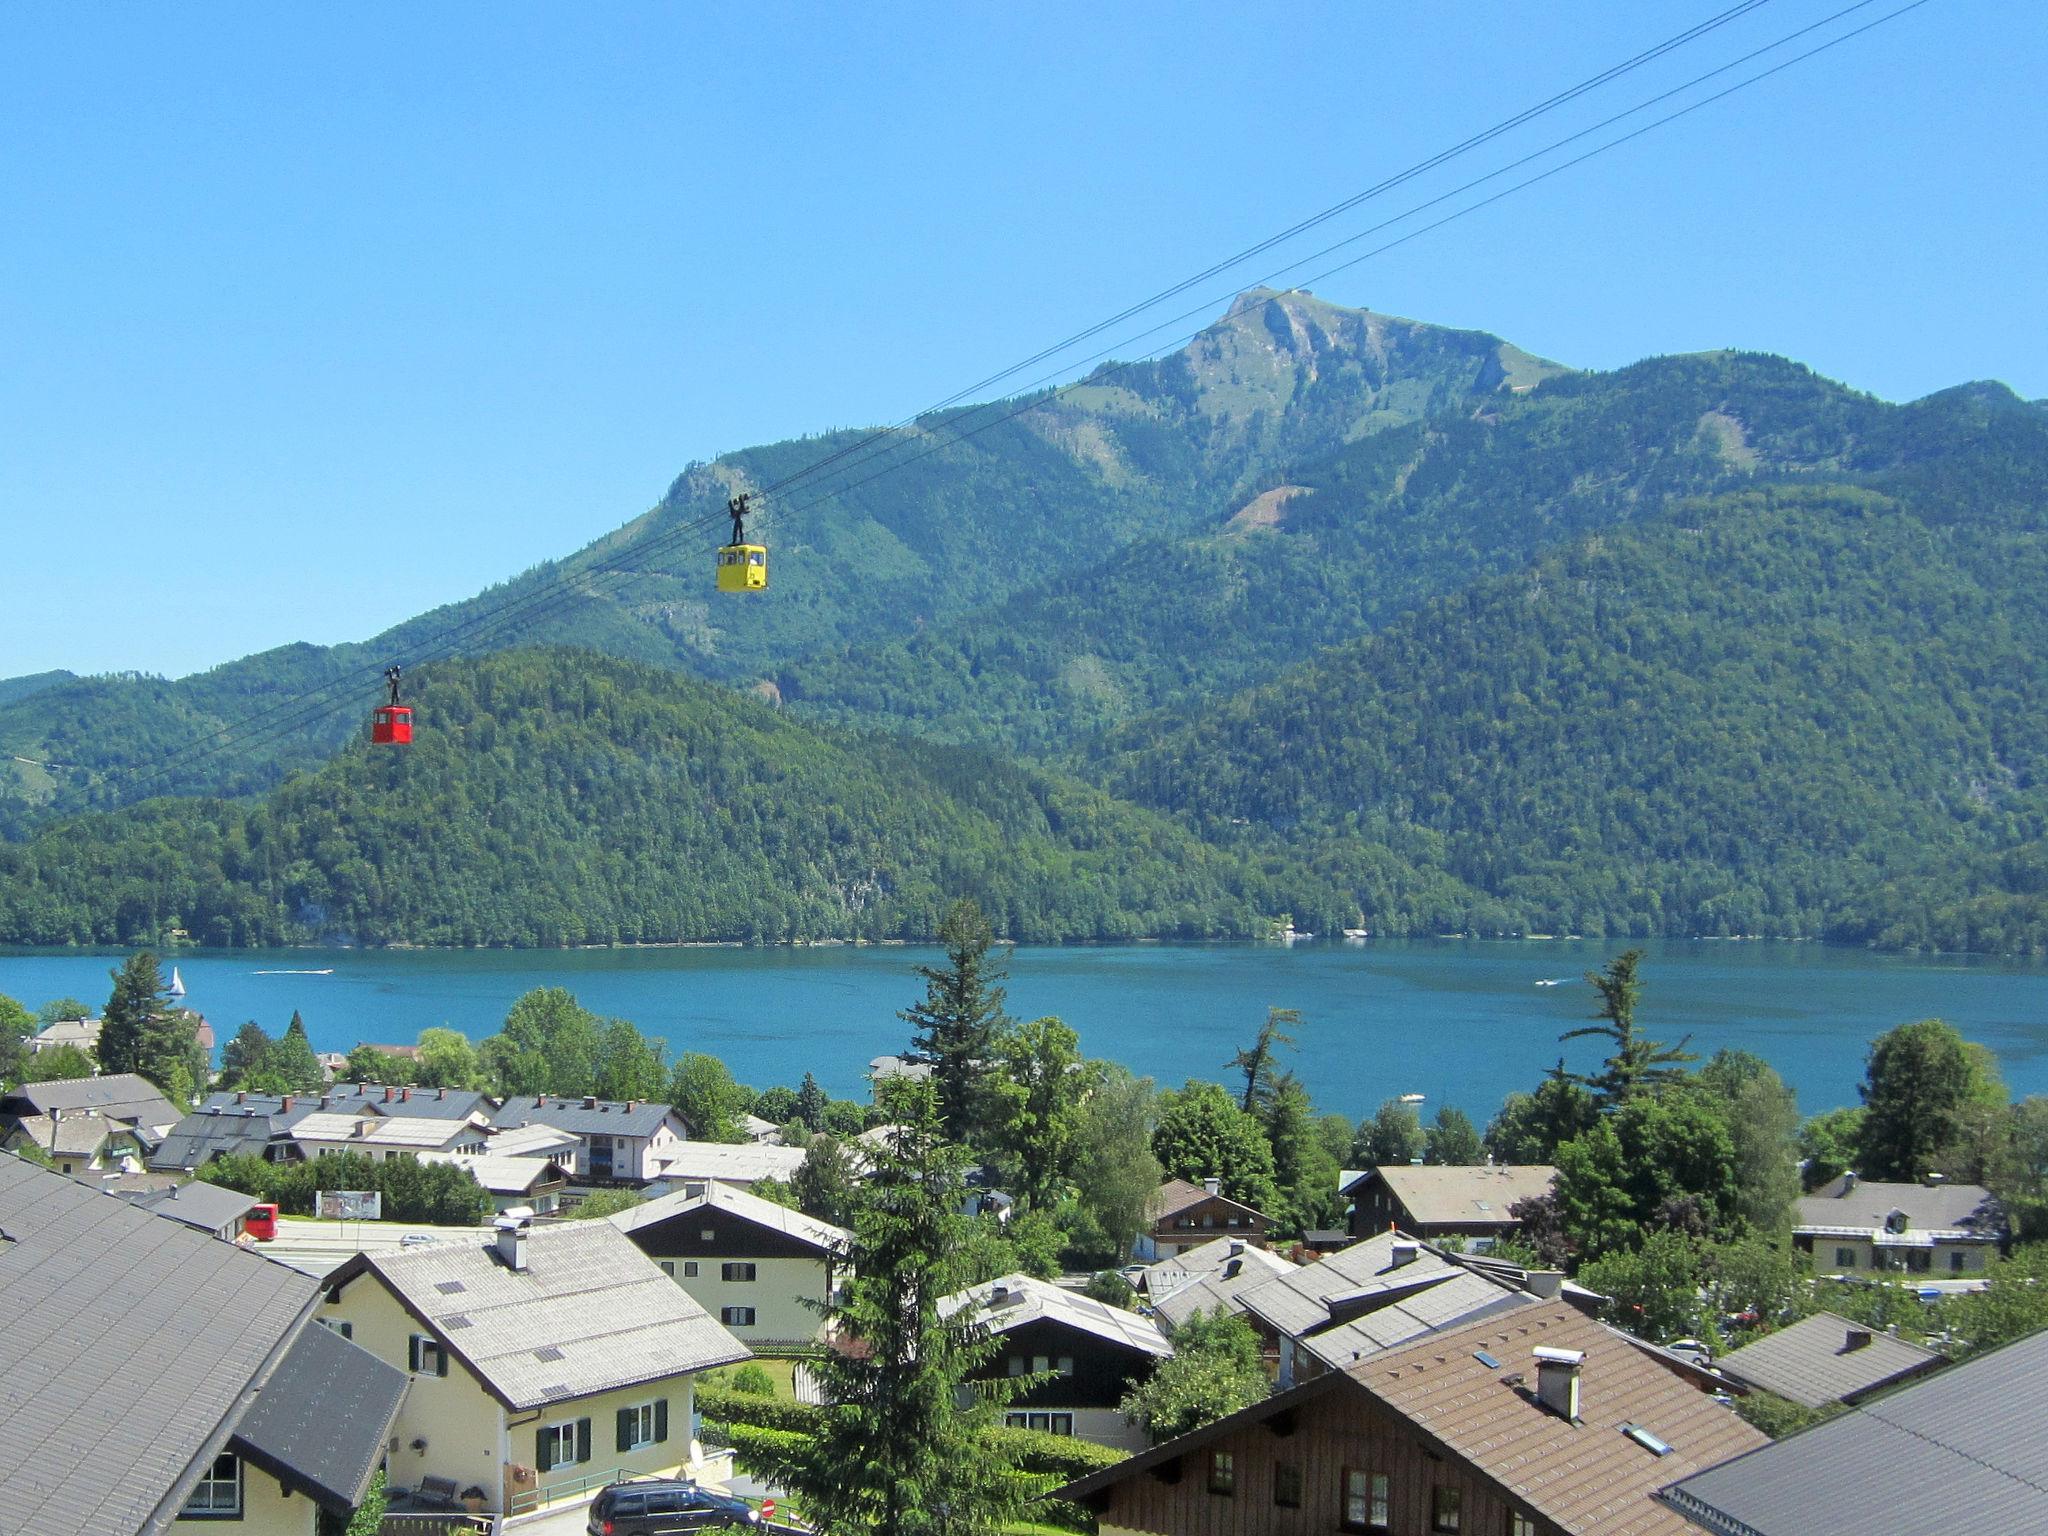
[4,1,2040,678]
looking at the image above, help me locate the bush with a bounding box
[727,1363,778,1396]
[695,1384,820,1435]
[711,1422,806,1480]
[985,1424,1126,1480]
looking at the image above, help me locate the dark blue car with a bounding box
[587,1479,762,1535]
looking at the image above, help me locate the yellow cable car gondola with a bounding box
[716,492,767,592]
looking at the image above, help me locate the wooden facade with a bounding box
[1088,1382,1553,1536]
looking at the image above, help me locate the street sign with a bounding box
[317,1189,382,1221]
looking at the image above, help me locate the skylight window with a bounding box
[1473,1350,1503,1369]
[1620,1422,1673,1456]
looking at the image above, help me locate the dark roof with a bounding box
[490,1094,680,1139]
[1662,1327,2048,1535]
[230,1323,408,1513]
[124,1180,261,1237]
[197,1083,491,1124]
[1794,1176,2003,1239]
[1147,1176,1267,1223]
[1712,1312,1946,1408]
[1,1073,181,1132]
[0,1156,318,1536]
[149,1108,290,1171]
[1061,1305,1766,1535]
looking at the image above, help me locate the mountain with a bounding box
[0,290,1560,834]
[0,649,1348,948]
[773,353,2045,760]
[1100,482,2048,947]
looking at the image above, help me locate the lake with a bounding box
[3,939,2045,1121]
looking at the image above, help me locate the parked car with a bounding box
[588,1479,761,1534]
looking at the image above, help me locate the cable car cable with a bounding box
[103,0,1927,797]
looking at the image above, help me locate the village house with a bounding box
[940,1272,1174,1451]
[610,1180,851,1346]
[289,1109,491,1162]
[1057,1302,1768,1536]
[1142,1235,1299,1333]
[1236,1231,1559,1387]
[0,1071,182,1143]
[122,1178,263,1241]
[647,1139,809,1192]
[1709,1311,1947,1410]
[3,1108,151,1177]
[1136,1176,1272,1261]
[319,1215,746,1517]
[0,1155,408,1536]
[153,1084,495,1173]
[25,1014,100,1054]
[1343,1163,1558,1245]
[422,1150,572,1214]
[1661,1325,2048,1534]
[1793,1173,2004,1279]
[489,1094,689,1185]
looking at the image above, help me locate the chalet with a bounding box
[940,1272,1173,1451]
[0,1155,408,1536]
[320,1216,747,1516]
[1057,1303,1767,1536]
[1709,1310,1946,1409]
[1143,1235,1298,1332]
[609,1181,850,1346]
[151,1104,299,1171]
[290,1109,491,1162]
[0,1072,181,1144]
[1793,1173,2004,1279]
[489,1094,689,1184]
[154,1084,497,1172]
[1137,1176,1272,1261]
[1237,1231,1553,1387]
[1343,1163,1557,1244]
[26,1015,100,1054]
[3,1109,150,1177]
[1661,1326,2048,1534]
[422,1150,572,1214]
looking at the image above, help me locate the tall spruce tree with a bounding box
[900,898,1009,1144]
[766,1078,1025,1534]
[98,952,169,1077]
[1560,950,1695,1106]
[1227,1007,1300,1115]
[793,1070,830,1132]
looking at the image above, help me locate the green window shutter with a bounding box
[436,1344,448,1378]
[537,1427,553,1474]
[407,1336,420,1372]
[575,1419,592,1465]
[654,1399,668,1444]
[617,1408,633,1454]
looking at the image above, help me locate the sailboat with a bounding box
[168,966,187,999]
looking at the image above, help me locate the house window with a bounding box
[1835,1247,1856,1268]
[1006,1356,1026,1376]
[1907,1249,1932,1273]
[317,1317,353,1339]
[1055,1355,1074,1377]
[700,1228,716,1241]
[407,1333,447,1377]
[722,1262,757,1282]
[537,1418,590,1472]
[182,1452,242,1518]
[1208,1451,1234,1495]
[721,1306,757,1327]
[1950,1250,1970,1272]
[1511,1515,1536,1536]
[1343,1469,1390,1532]
[1274,1461,1303,1508]
[658,1260,676,1278]
[1032,1355,1050,1376]
[616,1399,669,1451]
[1004,1411,1074,1435]
[1432,1486,1462,1533]
[684,1261,699,1278]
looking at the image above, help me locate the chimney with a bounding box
[280,1095,294,1113]
[1228,1238,1246,1256]
[1526,1270,1566,1300]
[1391,1241,1420,1268]
[437,1087,447,1101]
[383,1087,394,1103]
[535,1095,545,1108]
[495,1214,530,1273]
[1845,1328,1874,1351]
[1534,1346,1584,1421]
[1203,1176,1221,1196]
[319,1094,331,1109]
[626,1099,637,1113]
[236,1091,247,1104]
[1841,1172,1858,1195]
[1224,1259,1242,1279]
[583,1096,598,1110]
[400,1088,411,1103]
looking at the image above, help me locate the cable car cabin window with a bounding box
[370,706,413,745]
[716,544,768,593]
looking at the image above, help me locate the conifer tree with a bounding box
[901,898,1009,1144]
[1560,950,1695,1106]
[767,1078,1024,1534]
[1227,1006,1300,1115]
[794,1070,830,1133]
[98,952,167,1077]
[269,1012,324,1092]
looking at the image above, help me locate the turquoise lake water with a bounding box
[3,939,2044,1120]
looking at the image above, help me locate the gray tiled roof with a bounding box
[230,1322,407,1513]
[3,1073,181,1133]
[149,1107,290,1171]
[1794,1176,2003,1240]
[653,1141,808,1184]
[1299,1270,1536,1370]
[123,1180,261,1237]
[1144,1236,1297,1328]
[1236,1230,1467,1338]
[1343,1163,1557,1224]
[335,1222,747,1409]
[0,1156,319,1536]
[1662,1327,2048,1534]
[940,1273,1173,1358]
[1712,1312,1946,1408]
[490,1095,678,1139]
[8,1112,131,1157]
[610,1180,850,1255]
[200,1084,492,1123]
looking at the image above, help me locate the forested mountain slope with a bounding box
[1103,484,2048,948]
[0,650,1353,948]
[777,356,2048,759]
[0,291,1555,832]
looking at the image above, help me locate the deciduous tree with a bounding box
[1424,1105,1485,1166]
[1152,1080,1280,1216]
[985,1016,1085,1210]
[670,1052,751,1143]
[1119,1310,1267,1444]
[1857,1019,1981,1181]
[1352,1099,1424,1168]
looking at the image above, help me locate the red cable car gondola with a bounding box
[370,665,413,745]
